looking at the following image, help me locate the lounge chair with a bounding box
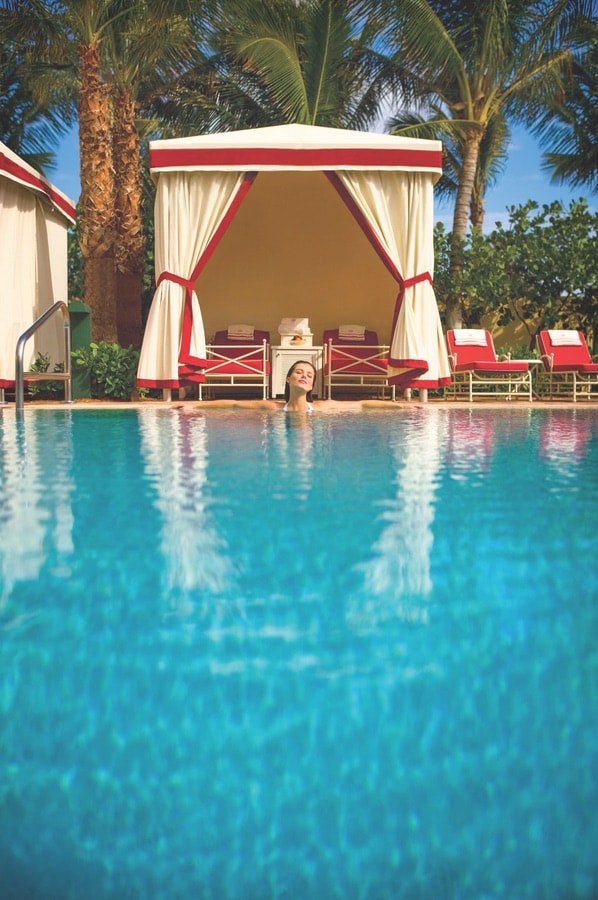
[536,330,598,402]
[199,326,270,399]
[323,327,395,400]
[445,329,533,402]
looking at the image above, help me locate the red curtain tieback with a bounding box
[402,272,433,289]
[157,271,196,291]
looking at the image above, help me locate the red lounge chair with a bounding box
[323,328,395,400]
[200,328,270,400]
[536,330,598,402]
[446,329,532,402]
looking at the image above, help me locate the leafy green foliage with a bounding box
[206,0,400,130]
[434,199,598,348]
[71,341,140,400]
[26,353,66,399]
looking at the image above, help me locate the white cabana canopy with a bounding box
[137,123,451,392]
[0,141,76,389]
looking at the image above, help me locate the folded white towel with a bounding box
[548,329,582,346]
[452,329,487,346]
[339,324,366,340]
[278,317,310,335]
[228,324,254,339]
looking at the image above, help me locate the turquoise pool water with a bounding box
[0,406,597,899]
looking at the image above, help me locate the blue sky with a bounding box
[52,122,594,233]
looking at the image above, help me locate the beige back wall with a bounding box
[197,171,399,344]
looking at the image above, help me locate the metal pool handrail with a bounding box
[15,300,73,413]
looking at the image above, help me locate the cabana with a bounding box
[0,141,76,393]
[137,123,451,397]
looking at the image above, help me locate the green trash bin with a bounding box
[69,300,92,398]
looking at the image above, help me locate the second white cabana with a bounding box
[0,141,76,391]
[137,123,451,394]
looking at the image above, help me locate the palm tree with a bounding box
[1,0,202,345]
[201,0,404,130]
[0,38,74,173]
[1,0,126,341]
[387,108,510,231]
[102,2,197,346]
[376,0,594,326]
[78,28,118,342]
[535,32,598,192]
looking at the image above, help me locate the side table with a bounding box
[270,346,324,397]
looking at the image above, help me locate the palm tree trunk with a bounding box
[470,187,484,231]
[447,132,482,328]
[113,88,144,349]
[78,39,117,343]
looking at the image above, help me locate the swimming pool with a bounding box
[1,406,597,898]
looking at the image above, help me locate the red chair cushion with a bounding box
[537,330,593,371]
[324,356,388,375]
[211,329,269,361]
[454,360,529,373]
[204,359,270,375]
[324,329,379,352]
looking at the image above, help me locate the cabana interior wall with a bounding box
[137,124,451,392]
[197,170,399,342]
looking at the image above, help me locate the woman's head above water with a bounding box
[284,360,316,405]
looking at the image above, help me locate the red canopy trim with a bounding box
[0,150,76,223]
[389,373,453,389]
[177,364,206,384]
[150,147,443,173]
[388,361,429,387]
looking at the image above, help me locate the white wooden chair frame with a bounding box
[325,340,395,400]
[445,360,533,402]
[199,340,270,400]
[445,330,533,403]
[444,353,534,403]
[536,336,598,403]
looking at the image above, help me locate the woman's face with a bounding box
[287,363,315,392]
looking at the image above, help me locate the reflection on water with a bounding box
[269,413,315,502]
[138,410,234,609]
[445,409,496,479]
[359,411,446,615]
[0,407,596,899]
[539,408,592,476]
[0,414,74,605]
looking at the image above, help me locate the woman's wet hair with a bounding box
[284,360,316,402]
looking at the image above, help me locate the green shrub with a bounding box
[495,343,538,360]
[71,342,139,400]
[27,353,66,399]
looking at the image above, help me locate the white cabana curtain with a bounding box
[0,178,37,385]
[137,170,252,388]
[34,203,66,366]
[330,170,451,389]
